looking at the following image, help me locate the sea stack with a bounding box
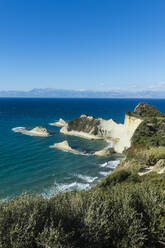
[50,140,81,154]
[50,118,67,127]
[28,126,50,136]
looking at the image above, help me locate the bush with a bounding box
[0,175,165,247]
[99,169,141,188]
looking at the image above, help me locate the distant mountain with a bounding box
[0,88,165,98]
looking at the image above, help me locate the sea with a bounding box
[1,98,165,201]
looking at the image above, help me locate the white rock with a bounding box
[13,126,50,137]
[50,118,67,127]
[98,114,142,153]
[50,140,81,154]
[60,114,142,153]
[60,126,101,140]
[94,148,114,156]
[28,126,50,136]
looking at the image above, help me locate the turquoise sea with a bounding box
[1,98,165,200]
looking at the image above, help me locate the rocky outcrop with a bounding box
[133,102,164,118]
[60,115,101,140]
[12,126,50,137]
[153,159,165,174]
[132,117,165,147]
[59,103,164,154]
[67,115,100,135]
[94,147,115,156]
[28,126,50,136]
[60,113,142,153]
[50,118,67,127]
[50,140,82,154]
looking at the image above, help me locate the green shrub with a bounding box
[0,174,165,248]
[99,169,141,188]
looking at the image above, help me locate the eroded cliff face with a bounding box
[97,114,142,153]
[60,113,142,153]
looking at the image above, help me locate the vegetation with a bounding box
[126,145,165,166]
[128,103,165,147]
[1,102,165,248]
[133,102,164,118]
[0,168,165,248]
[132,118,165,147]
[68,116,100,135]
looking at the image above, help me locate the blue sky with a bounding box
[0,0,165,91]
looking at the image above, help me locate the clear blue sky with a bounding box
[0,0,165,91]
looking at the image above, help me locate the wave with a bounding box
[75,174,98,183]
[56,182,90,191]
[12,127,35,136]
[100,159,120,168]
[99,171,111,176]
[0,196,10,202]
[12,127,25,132]
[109,160,120,168]
[49,123,57,126]
[42,182,90,198]
[105,139,114,148]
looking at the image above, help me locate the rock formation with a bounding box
[60,113,142,153]
[12,126,50,137]
[94,147,115,156]
[50,118,67,127]
[153,159,165,174]
[50,140,82,154]
[133,102,164,117]
[28,126,50,136]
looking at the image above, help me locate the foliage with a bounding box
[0,170,165,248]
[132,118,165,147]
[126,145,165,168]
[1,103,165,247]
[133,102,164,118]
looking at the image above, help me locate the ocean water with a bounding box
[1,98,165,200]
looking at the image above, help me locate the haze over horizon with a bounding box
[1,0,165,92]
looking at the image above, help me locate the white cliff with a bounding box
[59,114,142,153]
[98,114,142,153]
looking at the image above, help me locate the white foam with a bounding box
[12,127,35,136]
[57,182,90,191]
[99,171,111,176]
[109,160,120,168]
[100,160,120,168]
[76,174,98,183]
[0,196,10,202]
[12,127,25,132]
[49,123,55,126]
[12,127,36,136]
[100,162,108,167]
[12,127,50,137]
[42,181,90,198]
[105,139,114,148]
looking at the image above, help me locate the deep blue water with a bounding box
[1,98,165,200]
